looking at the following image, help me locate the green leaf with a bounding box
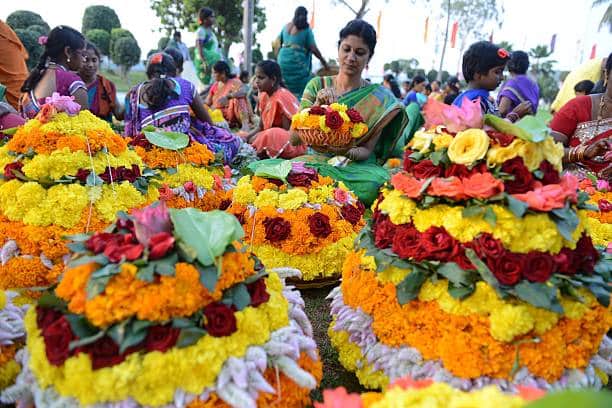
[462,206,485,218]
[37,292,68,311]
[176,240,198,262]
[0,126,19,136]
[396,269,427,305]
[169,209,244,266]
[172,317,194,329]
[86,171,104,187]
[196,262,218,292]
[69,254,109,268]
[63,233,92,242]
[408,151,424,161]
[448,282,475,299]
[506,194,529,218]
[144,130,189,150]
[66,242,87,253]
[483,207,497,227]
[166,167,178,175]
[65,314,98,339]
[437,262,473,286]
[86,275,112,299]
[513,281,564,313]
[429,150,443,166]
[464,248,499,290]
[90,263,120,279]
[251,160,292,181]
[151,253,178,276]
[225,283,251,311]
[69,330,105,351]
[532,169,544,180]
[524,390,612,408]
[176,327,207,348]
[136,263,156,282]
[550,204,579,242]
[484,114,548,143]
[119,323,149,354]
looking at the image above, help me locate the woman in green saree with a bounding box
[193,7,224,86]
[253,20,409,205]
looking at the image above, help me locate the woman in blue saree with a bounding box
[254,20,409,205]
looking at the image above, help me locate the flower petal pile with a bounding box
[227,162,365,282]
[1,204,321,407]
[329,114,612,392]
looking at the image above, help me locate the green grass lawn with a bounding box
[100,69,147,93]
[302,286,365,402]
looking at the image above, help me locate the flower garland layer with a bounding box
[6,111,126,156]
[25,274,289,406]
[328,286,612,392]
[291,103,368,139]
[0,179,157,227]
[587,217,611,248]
[250,235,357,281]
[131,143,215,169]
[377,189,587,254]
[339,252,611,381]
[56,251,257,328]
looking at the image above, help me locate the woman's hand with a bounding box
[314,88,338,106]
[289,130,302,146]
[584,139,610,161]
[511,100,533,118]
[599,164,612,182]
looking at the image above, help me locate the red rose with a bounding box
[420,226,460,261]
[451,248,474,270]
[266,178,284,187]
[553,248,575,275]
[411,160,443,179]
[346,108,363,123]
[501,157,534,194]
[75,168,91,183]
[308,212,332,238]
[356,200,365,215]
[130,134,153,148]
[445,164,471,178]
[392,224,426,260]
[403,150,416,172]
[86,336,125,369]
[117,218,135,232]
[474,233,505,259]
[247,278,270,307]
[488,130,515,147]
[538,160,560,185]
[325,110,344,130]
[373,214,397,249]
[523,252,555,283]
[103,241,144,263]
[98,167,118,183]
[573,234,599,274]
[144,325,181,352]
[263,217,291,242]
[488,251,524,286]
[116,165,141,183]
[203,302,237,337]
[183,181,196,193]
[599,199,612,212]
[219,199,232,210]
[36,307,63,331]
[287,171,317,187]
[86,233,123,254]
[3,162,24,181]
[309,106,326,115]
[148,232,175,260]
[341,204,362,225]
[42,316,75,366]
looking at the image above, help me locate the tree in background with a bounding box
[593,0,611,32]
[85,29,111,56]
[158,37,170,51]
[149,0,267,58]
[111,36,141,79]
[332,0,371,18]
[6,10,50,70]
[110,28,135,54]
[529,45,559,104]
[82,5,121,34]
[497,41,514,52]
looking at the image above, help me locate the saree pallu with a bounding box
[254,77,408,205]
[277,27,316,99]
[251,88,306,159]
[193,26,223,85]
[210,78,253,129]
[87,75,117,122]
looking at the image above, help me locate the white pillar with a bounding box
[243,0,254,74]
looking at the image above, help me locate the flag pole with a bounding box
[243,0,254,75]
[437,0,451,81]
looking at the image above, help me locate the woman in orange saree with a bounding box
[246,60,306,159]
[205,61,253,131]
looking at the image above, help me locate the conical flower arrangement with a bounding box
[1,203,321,407]
[329,101,612,391]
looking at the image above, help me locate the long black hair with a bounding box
[257,60,286,88]
[199,7,214,24]
[143,52,178,110]
[213,61,235,79]
[164,47,184,73]
[338,19,377,60]
[293,6,308,30]
[383,74,401,98]
[21,25,85,92]
[85,41,101,59]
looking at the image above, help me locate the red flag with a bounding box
[450,21,459,48]
[310,0,315,28]
[424,17,429,43]
[590,44,597,59]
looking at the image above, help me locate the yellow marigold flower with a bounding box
[447,128,490,165]
[233,176,257,205]
[319,115,331,133]
[490,305,536,342]
[30,183,89,227]
[330,103,348,112]
[254,188,279,208]
[432,133,453,150]
[278,189,308,210]
[351,122,368,138]
[378,189,416,225]
[308,185,334,204]
[161,164,215,189]
[94,182,147,222]
[377,265,410,285]
[407,130,434,153]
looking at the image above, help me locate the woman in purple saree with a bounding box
[497,51,539,118]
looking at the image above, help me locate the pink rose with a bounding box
[334,188,350,204]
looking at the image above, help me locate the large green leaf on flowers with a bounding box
[249,160,292,181]
[526,390,612,408]
[484,114,548,143]
[169,209,244,266]
[144,130,189,150]
[512,281,564,313]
